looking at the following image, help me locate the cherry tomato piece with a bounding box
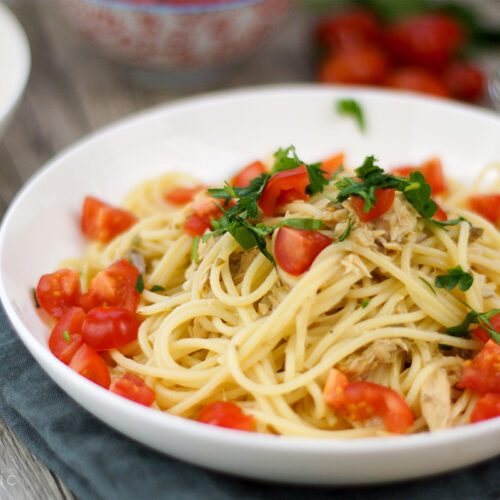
[184,214,212,237]
[318,46,389,86]
[274,227,333,276]
[320,153,345,177]
[468,194,500,224]
[385,67,449,98]
[391,157,447,195]
[323,368,414,434]
[258,165,309,216]
[472,314,500,344]
[82,306,141,351]
[79,259,140,312]
[36,268,81,319]
[197,401,253,431]
[458,340,500,395]
[433,201,448,221]
[231,161,267,188]
[48,306,85,364]
[444,63,484,103]
[69,343,111,388]
[110,373,155,406]
[351,188,395,222]
[315,9,383,50]
[471,393,500,423]
[81,196,137,243]
[164,186,204,206]
[386,14,464,70]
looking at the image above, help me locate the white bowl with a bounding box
[0,2,30,138]
[1,85,500,485]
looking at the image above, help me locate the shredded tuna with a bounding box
[338,339,409,378]
[420,368,452,431]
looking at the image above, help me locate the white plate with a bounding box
[0,2,30,137]
[1,85,500,485]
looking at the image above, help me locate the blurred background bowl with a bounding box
[56,0,292,86]
[0,2,30,138]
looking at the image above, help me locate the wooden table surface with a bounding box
[0,1,498,499]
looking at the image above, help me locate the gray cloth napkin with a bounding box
[1,305,499,500]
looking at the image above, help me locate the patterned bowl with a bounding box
[56,0,292,85]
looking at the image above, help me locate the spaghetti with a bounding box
[46,150,500,437]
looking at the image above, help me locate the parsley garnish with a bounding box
[425,216,471,231]
[63,330,71,342]
[191,235,200,264]
[435,266,473,292]
[445,302,500,344]
[338,215,353,242]
[419,277,437,296]
[280,218,323,230]
[361,299,370,308]
[32,288,40,309]
[336,98,366,132]
[270,145,328,196]
[150,285,165,292]
[135,274,144,294]
[334,156,440,220]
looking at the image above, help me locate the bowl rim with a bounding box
[74,0,274,14]
[1,84,500,470]
[0,3,30,131]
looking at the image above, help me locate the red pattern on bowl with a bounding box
[57,0,292,72]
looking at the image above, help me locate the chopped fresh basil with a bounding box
[150,285,165,293]
[135,274,145,294]
[336,98,366,132]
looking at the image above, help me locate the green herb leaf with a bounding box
[336,98,366,132]
[63,330,71,342]
[280,218,323,230]
[272,146,303,173]
[305,162,329,195]
[150,285,165,292]
[403,171,437,219]
[445,302,500,344]
[435,266,474,292]
[338,215,353,242]
[32,287,40,309]
[135,274,145,294]
[361,299,370,308]
[191,235,200,264]
[419,277,437,296]
[425,216,471,230]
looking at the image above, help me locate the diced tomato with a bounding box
[471,393,500,423]
[164,185,204,206]
[315,10,383,50]
[82,306,141,351]
[385,67,449,98]
[318,46,389,86]
[458,340,500,395]
[258,165,309,216]
[48,307,85,364]
[110,373,155,406]
[197,401,253,431]
[274,227,333,276]
[468,194,500,224]
[36,268,81,319]
[81,196,137,243]
[472,314,500,343]
[391,158,447,195]
[351,188,395,222]
[323,368,414,434]
[79,259,140,312]
[184,214,212,237]
[433,201,447,221]
[183,197,236,237]
[444,63,484,103]
[69,343,111,388]
[320,153,345,177]
[231,161,267,188]
[386,14,464,70]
